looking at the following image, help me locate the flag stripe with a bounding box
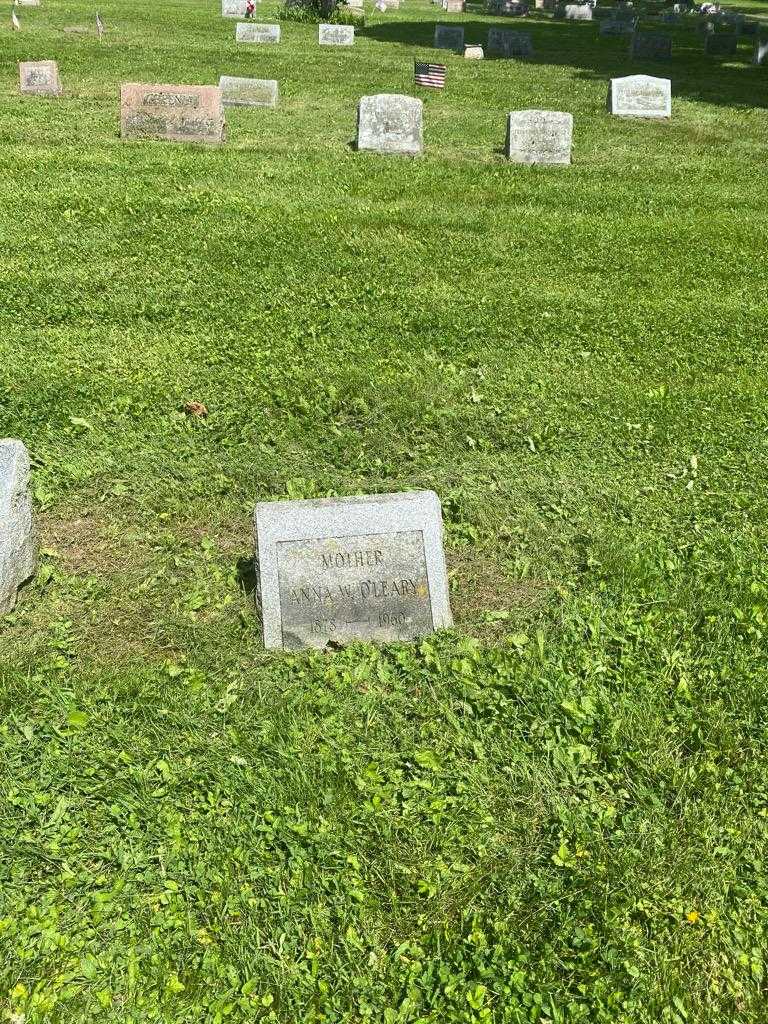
[414,61,446,88]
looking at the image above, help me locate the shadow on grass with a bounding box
[358,15,768,108]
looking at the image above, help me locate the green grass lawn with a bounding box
[1,0,768,1020]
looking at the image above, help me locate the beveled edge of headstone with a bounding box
[253,490,453,650]
[19,60,62,96]
[608,73,671,118]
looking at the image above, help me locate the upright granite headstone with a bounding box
[629,31,672,59]
[319,23,355,44]
[0,440,36,616]
[565,4,593,18]
[120,84,226,144]
[487,28,533,56]
[753,37,768,64]
[222,0,248,15]
[435,24,465,49]
[357,94,423,155]
[219,75,278,107]
[609,73,670,117]
[704,31,737,54]
[254,491,452,650]
[236,22,281,42]
[465,43,484,57]
[505,109,573,165]
[600,17,637,34]
[19,60,62,96]
[444,0,466,11]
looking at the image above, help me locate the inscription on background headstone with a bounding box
[487,28,533,56]
[19,60,62,96]
[357,93,423,155]
[704,31,737,54]
[219,75,278,107]
[630,31,672,59]
[236,21,281,42]
[505,109,573,165]
[0,440,37,615]
[254,491,452,650]
[120,84,226,144]
[609,73,670,117]
[435,24,465,50]
[222,0,248,15]
[319,23,355,44]
[753,37,768,64]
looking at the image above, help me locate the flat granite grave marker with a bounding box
[487,27,533,55]
[609,73,670,117]
[219,75,278,107]
[0,440,37,615]
[435,24,465,49]
[319,23,355,44]
[121,84,226,144]
[630,30,672,59]
[236,21,281,42]
[505,109,572,164]
[753,37,768,64]
[254,491,452,650]
[704,31,737,54]
[357,94,423,154]
[19,60,62,95]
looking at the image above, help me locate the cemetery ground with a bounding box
[2,0,768,1019]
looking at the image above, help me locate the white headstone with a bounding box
[219,76,278,107]
[753,37,768,64]
[19,60,62,96]
[464,44,484,58]
[254,491,452,650]
[357,94,423,155]
[505,109,573,165]
[236,21,281,42]
[222,0,248,15]
[319,23,355,44]
[609,74,671,117]
[565,4,592,18]
[0,440,36,615]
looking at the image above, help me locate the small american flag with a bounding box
[11,7,20,29]
[415,61,446,89]
[96,10,105,38]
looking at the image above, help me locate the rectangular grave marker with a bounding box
[357,93,423,154]
[630,30,672,59]
[120,84,226,144]
[254,491,452,650]
[19,60,61,95]
[219,75,278,107]
[565,4,593,18]
[600,16,637,34]
[222,0,248,15]
[435,23,465,49]
[704,31,737,54]
[487,27,533,55]
[319,23,355,44]
[236,21,281,42]
[505,109,572,164]
[609,73,670,116]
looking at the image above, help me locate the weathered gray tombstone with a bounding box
[505,109,573,165]
[19,60,62,96]
[739,20,758,37]
[219,75,278,107]
[609,73,670,117]
[435,24,465,50]
[0,440,36,616]
[357,94,423,155]
[704,31,737,54]
[222,0,248,15]
[753,37,768,64]
[236,21,281,42]
[487,28,533,56]
[565,3,593,18]
[319,23,355,44]
[253,491,452,650]
[120,84,226,144]
[600,16,637,34]
[444,0,465,11]
[630,31,672,59]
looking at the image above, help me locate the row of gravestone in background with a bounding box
[19,70,672,150]
[0,440,452,652]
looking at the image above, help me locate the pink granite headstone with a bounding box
[120,84,226,144]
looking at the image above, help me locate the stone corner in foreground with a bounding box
[357,93,423,155]
[0,439,37,616]
[253,490,452,650]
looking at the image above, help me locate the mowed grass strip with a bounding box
[1,0,768,1021]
